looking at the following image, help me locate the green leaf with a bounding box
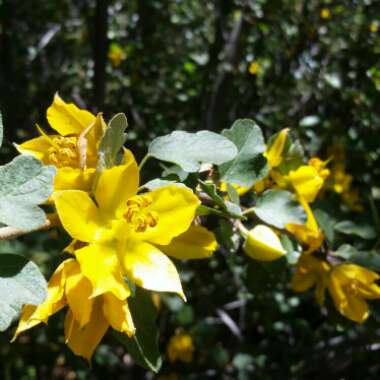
[97,113,128,170]
[0,156,55,231]
[333,245,380,271]
[335,220,377,240]
[280,234,301,264]
[0,111,3,148]
[199,180,244,219]
[0,254,47,331]
[148,130,238,172]
[253,189,306,229]
[315,209,336,243]
[219,119,268,187]
[113,287,162,372]
[141,179,184,191]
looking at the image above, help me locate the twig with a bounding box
[0,213,60,241]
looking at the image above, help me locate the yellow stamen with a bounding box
[124,195,159,232]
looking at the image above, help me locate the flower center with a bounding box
[47,136,79,168]
[124,195,159,232]
[345,280,360,296]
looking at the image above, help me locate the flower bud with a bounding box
[243,224,286,261]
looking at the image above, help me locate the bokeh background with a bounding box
[1,0,380,379]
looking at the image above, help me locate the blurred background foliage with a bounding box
[1,0,380,379]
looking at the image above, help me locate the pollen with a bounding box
[124,195,159,232]
[47,136,79,168]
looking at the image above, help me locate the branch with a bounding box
[0,213,60,241]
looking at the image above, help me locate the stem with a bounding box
[242,207,256,216]
[236,221,249,237]
[138,154,151,171]
[0,213,60,241]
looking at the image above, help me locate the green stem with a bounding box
[242,207,256,216]
[139,154,151,171]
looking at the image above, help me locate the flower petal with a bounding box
[54,167,95,191]
[121,240,185,299]
[95,150,139,218]
[54,190,103,242]
[158,226,217,260]
[102,293,135,336]
[15,136,55,162]
[64,299,108,361]
[12,259,75,340]
[47,94,96,136]
[288,166,324,203]
[65,261,94,328]
[75,243,130,300]
[137,185,200,245]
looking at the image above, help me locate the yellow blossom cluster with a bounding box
[13,95,217,360]
[233,129,379,324]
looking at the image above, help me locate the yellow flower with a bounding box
[249,61,260,75]
[167,332,194,363]
[17,94,106,191]
[286,197,324,253]
[292,254,330,304]
[243,224,286,261]
[13,259,134,361]
[53,152,215,301]
[264,128,289,169]
[328,264,380,323]
[108,43,126,67]
[287,157,329,203]
[370,21,379,33]
[219,181,251,196]
[320,8,331,19]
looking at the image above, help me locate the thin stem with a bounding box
[242,207,256,216]
[138,154,151,171]
[0,213,60,241]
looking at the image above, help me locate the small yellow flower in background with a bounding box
[249,61,260,75]
[108,42,126,68]
[328,264,380,323]
[286,197,324,253]
[370,21,379,33]
[320,8,331,20]
[292,254,330,305]
[219,181,251,196]
[167,332,194,363]
[17,94,106,192]
[54,152,216,303]
[13,259,134,361]
[243,224,286,262]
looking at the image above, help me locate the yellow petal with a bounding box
[54,190,104,242]
[15,135,55,162]
[85,113,108,166]
[121,240,185,300]
[75,243,130,300]
[64,299,108,361]
[102,293,135,336]
[291,272,316,293]
[47,94,96,136]
[54,167,95,191]
[243,224,286,261]
[136,185,200,246]
[265,128,289,168]
[12,259,75,340]
[65,261,94,328]
[288,166,324,203]
[95,152,139,218]
[158,225,217,260]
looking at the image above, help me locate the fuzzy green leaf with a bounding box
[219,119,268,186]
[0,254,47,331]
[148,130,238,172]
[0,156,55,231]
